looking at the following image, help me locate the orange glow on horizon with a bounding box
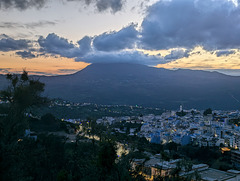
[1,47,240,76]
[0,52,89,75]
[156,47,240,70]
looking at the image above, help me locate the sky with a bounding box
[1,0,240,76]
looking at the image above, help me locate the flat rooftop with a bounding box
[199,168,235,181]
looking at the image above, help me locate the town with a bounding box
[59,104,240,180]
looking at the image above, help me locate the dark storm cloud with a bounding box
[16,51,36,59]
[38,33,92,58]
[38,32,166,66]
[215,50,235,57]
[93,24,138,51]
[76,36,92,57]
[164,49,190,60]
[38,33,75,57]
[76,51,164,66]
[0,0,124,12]
[0,0,46,10]
[96,0,123,13]
[140,0,240,51]
[68,0,124,13]
[0,36,31,51]
[38,32,174,66]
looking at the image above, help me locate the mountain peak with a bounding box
[1,64,240,109]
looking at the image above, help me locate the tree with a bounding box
[0,71,46,180]
[97,141,118,180]
[176,110,187,117]
[1,70,45,112]
[41,113,56,123]
[203,108,212,116]
[0,70,46,142]
[98,141,117,171]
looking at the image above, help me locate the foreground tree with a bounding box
[0,70,46,142]
[0,71,46,180]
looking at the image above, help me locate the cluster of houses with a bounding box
[93,107,240,150]
[138,109,240,149]
[132,152,240,181]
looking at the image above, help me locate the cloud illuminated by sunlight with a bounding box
[156,47,240,70]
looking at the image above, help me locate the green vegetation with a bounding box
[178,145,232,171]
[229,118,240,126]
[203,108,212,116]
[29,113,71,133]
[176,110,187,117]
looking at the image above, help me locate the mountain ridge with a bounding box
[1,63,240,109]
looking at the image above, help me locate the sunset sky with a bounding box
[1,0,240,76]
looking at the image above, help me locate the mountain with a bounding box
[1,63,240,109]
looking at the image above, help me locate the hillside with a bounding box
[1,63,240,109]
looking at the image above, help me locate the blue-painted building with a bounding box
[150,132,161,144]
[181,135,191,146]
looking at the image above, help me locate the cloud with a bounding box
[68,0,124,13]
[0,34,10,39]
[76,36,92,57]
[96,0,123,13]
[164,49,190,60]
[0,36,31,51]
[215,50,235,57]
[140,0,240,51]
[16,51,36,59]
[0,68,11,74]
[37,32,188,66]
[38,33,91,58]
[76,50,165,66]
[25,20,57,29]
[0,0,46,10]
[0,0,124,13]
[38,33,75,57]
[38,33,167,66]
[0,20,57,30]
[93,24,138,51]
[0,22,24,29]
[212,69,240,76]
[58,69,79,73]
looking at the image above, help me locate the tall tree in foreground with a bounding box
[0,71,46,180]
[0,70,46,142]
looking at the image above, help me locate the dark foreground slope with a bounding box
[1,63,240,109]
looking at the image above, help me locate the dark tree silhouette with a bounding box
[0,70,46,142]
[0,70,47,180]
[203,108,212,116]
